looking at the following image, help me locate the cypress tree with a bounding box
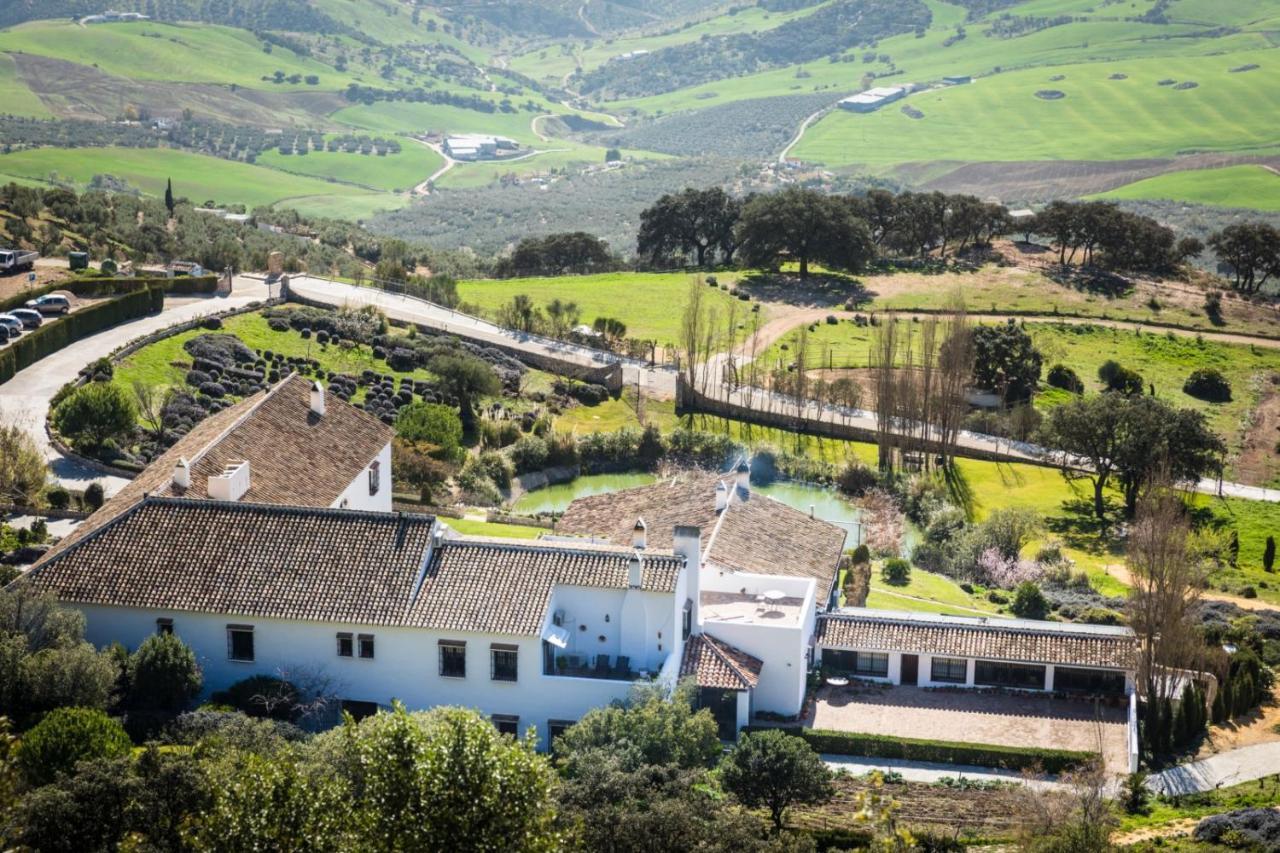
[164,178,175,215]
[1265,535,1276,572]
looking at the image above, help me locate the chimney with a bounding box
[632,517,647,549]
[735,459,750,496]
[172,456,191,490]
[715,480,728,512]
[310,380,326,416]
[628,551,644,588]
[208,460,250,502]
[673,525,702,632]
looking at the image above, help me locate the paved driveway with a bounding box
[807,684,1131,776]
[1148,741,1280,795]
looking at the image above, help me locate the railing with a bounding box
[545,656,646,682]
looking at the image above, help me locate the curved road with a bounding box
[0,278,269,497]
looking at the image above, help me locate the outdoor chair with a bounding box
[594,655,611,676]
[613,655,630,678]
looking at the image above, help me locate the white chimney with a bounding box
[674,525,702,632]
[632,517,647,549]
[172,456,191,490]
[628,551,644,588]
[208,460,250,502]
[735,459,750,496]
[715,481,728,512]
[310,380,326,416]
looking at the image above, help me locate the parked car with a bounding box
[8,308,42,329]
[24,294,71,315]
[0,314,24,339]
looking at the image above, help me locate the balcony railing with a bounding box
[545,653,646,682]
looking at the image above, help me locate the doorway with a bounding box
[901,654,919,686]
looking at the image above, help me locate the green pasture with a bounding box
[256,143,442,192]
[0,146,400,211]
[0,52,51,117]
[308,0,489,60]
[440,518,544,539]
[435,145,667,189]
[1093,165,1280,211]
[456,271,754,343]
[0,20,351,90]
[792,49,1280,167]
[866,566,1007,617]
[284,192,404,222]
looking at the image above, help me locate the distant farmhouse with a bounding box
[943,75,972,85]
[82,10,150,23]
[444,134,519,162]
[838,84,914,113]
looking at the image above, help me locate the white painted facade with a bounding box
[330,442,393,513]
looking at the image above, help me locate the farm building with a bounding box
[838,85,913,113]
[943,75,972,85]
[444,135,519,161]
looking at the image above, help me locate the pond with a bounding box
[510,472,658,515]
[752,481,864,544]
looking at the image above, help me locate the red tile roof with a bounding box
[680,633,763,691]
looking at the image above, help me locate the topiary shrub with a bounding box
[1183,368,1231,402]
[316,330,330,344]
[1011,581,1048,619]
[881,558,910,586]
[198,382,226,399]
[267,317,290,332]
[83,482,105,511]
[17,707,132,786]
[1046,364,1084,394]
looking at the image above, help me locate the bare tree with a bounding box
[0,420,47,507]
[132,380,172,440]
[934,296,974,467]
[871,316,899,471]
[1009,756,1115,852]
[679,277,707,390]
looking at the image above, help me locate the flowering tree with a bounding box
[976,547,1043,589]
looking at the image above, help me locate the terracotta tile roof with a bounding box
[21,501,683,636]
[33,375,392,570]
[22,497,434,625]
[555,471,846,594]
[408,538,682,635]
[680,633,763,690]
[816,609,1137,670]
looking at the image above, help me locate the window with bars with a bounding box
[491,715,519,736]
[358,634,375,659]
[1054,666,1126,695]
[227,625,254,662]
[336,632,354,657]
[930,657,967,684]
[156,618,174,636]
[491,644,518,682]
[368,461,380,496]
[439,641,466,678]
[975,660,1046,689]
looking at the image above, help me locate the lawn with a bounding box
[256,144,443,193]
[792,48,1280,167]
[1093,165,1280,211]
[866,566,1007,617]
[0,20,351,91]
[439,518,545,539]
[0,146,390,211]
[1114,775,1280,836]
[0,52,51,118]
[457,271,758,344]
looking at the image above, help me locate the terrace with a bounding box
[701,590,805,627]
[543,648,653,681]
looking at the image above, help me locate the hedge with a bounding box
[747,727,1096,775]
[0,284,165,383]
[0,275,216,313]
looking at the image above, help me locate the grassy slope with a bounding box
[440,518,545,539]
[793,48,1280,167]
[457,271,757,343]
[0,146,395,211]
[256,144,444,193]
[0,20,353,90]
[0,52,51,117]
[1092,164,1280,211]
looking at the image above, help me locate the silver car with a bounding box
[0,314,23,339]
[8,307,42,329]
[25,294,71,315]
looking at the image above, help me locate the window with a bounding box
[492,714,519,737]
[682,600,692,641]
[824,650,889,678]
[547,719,574,749]
[930,657,967,684]
[975,660,1046,690]
[342,700,379,721]
[358,634,375,660]
[227,625,255,662]
[439,640,466,678]
[337,632,354,657]
[156,618,174,636]
[368,461,380,496]
[491,644,518,682]
[1054,666,1126,696]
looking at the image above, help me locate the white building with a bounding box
[443,135,518,161]
[838,85,913,113]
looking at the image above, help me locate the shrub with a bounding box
[45,486,70,510]
[82,482,105,510]
[393,402,462,457]
[836,462,877,497]
[1046,364,1084,394]
[209,676,300,721]
[850,544,871,565]
[52,383,137,450]
[127,633,202,712]
[1098,360,1143,395]
[880,558,910,586]
[18,707,132,786]
[1183,368,1231,402]
[1011,581,1049,619]
[508,435,549,473]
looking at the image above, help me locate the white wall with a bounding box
[331,442,392,512]
[547,583,677,673]
[77,603,650,747]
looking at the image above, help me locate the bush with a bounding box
[836,462,877,497]
[52,382,137,451]
[850,544,871,565]
[760,728,1094,774]
[45,486,70,510]
[209,676,300,721]
[880,558,910,586]
[508,435,549,473]
[1098,360,1143,395]
[1011,581,1049,619]
[393,402,462,457]
[1046,364,1084,394]
[82,482,105,510]
[18,707,133,786]
[1183,367,1232,402]
[127,633,202,712]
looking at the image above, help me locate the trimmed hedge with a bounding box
[0,285,164,383]
[0,275,216,314]
[748,727,1096,775]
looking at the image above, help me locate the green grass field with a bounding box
[0,146,399,212]
[333,100,544,141]
[866,566,1007,616]
[1093,165,1280,211]
[457,271,757,343]
[792,49,1280,167]
[0,20,352,90]
[440,518,545,539]
[0,52,51,117]
[256,143,442,193]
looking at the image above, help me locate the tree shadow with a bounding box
[942,463,976,521]
[1045,264,1135,299]
[737,272,875,309]
[1044,494,1126,559]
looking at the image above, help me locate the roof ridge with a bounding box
[445,537,681,560]
[822,610,1134,639]
[143,494,436,523]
